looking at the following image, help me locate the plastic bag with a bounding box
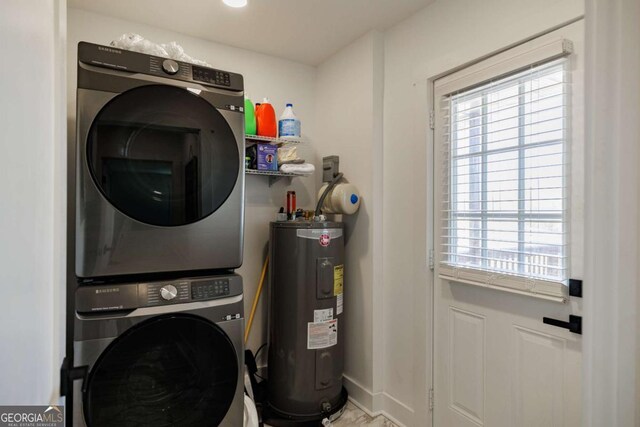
[110,33,211,67]
[277,146,299,163]
[161,41,211,67]
[110,33,168,57]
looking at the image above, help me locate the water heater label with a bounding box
[307,319,338,349]
[296,229,343,240]
[314,308,334,322]
[334,265,344,296]
[337,294,344,315]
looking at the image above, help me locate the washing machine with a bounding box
[71,273,244,427]
[75,42,245,279]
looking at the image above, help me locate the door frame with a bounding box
[583,0,640,425]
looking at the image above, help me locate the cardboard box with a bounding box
[257,144,278,171]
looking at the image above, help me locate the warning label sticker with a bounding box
[307,319,338,349]
[334,265,344,296]
[314,308,334,323]
[336,293,344,315]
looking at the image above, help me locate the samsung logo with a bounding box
[98,46,121,54]
[96,288,120,294]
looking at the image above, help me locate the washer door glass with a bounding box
[84,315,238,427]
[87,85,240,227]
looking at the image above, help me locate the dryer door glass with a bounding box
[84,315,238,427]
[87,85,240,227]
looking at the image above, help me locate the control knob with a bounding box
[162,59,179,75]
[160,284,178,301]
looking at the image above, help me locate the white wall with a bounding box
[583,0,640,425]
[314,31,385,409]
[66,8,318,356]
[381,0,584,424]
[0,0,66,405]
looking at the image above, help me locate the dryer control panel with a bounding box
[77,41,244,92]
[76,274,242,313]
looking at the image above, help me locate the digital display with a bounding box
[192,66,231,87]
[192,279,230,300]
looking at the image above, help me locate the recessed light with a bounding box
[223,0,247,8]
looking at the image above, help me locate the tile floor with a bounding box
[264,401,396,427]
[331,402,397,427]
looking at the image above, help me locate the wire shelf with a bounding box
[245,135,304,146]
[245,169,302,177]
[245,168,310,186]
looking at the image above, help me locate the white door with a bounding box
[433,22,584,427]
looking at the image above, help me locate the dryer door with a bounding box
[83,315,238,427]
[86,84,240,227]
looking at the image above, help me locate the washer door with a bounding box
[84,315,238,427]
[86,84,240,227]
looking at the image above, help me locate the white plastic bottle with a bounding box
[278,103,301,140]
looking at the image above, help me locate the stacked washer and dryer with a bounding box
[62,42,247,427]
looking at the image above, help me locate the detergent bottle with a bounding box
[244,95,256,136]
[256,98,277,138]
[278,103,301,140]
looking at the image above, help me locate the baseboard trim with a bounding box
[342,375,414,427]
[381,392,414,427]
[342,375,381,416]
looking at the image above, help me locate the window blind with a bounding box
[439,57,570,302]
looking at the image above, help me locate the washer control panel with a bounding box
[76,274,242,313]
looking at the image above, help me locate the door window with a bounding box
[84,315,238,427]
[443,59,568,282]
[87,85,239,227]
[434,35,583,301]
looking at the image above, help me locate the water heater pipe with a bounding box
[315,172,344,216]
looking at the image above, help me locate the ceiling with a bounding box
[68,0,434,65]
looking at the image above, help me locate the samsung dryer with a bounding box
[75,42,245,279]
[71,274,244,427]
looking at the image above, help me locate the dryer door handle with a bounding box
[61,358,90,395]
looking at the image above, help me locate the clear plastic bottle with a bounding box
[278,103,301,140]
